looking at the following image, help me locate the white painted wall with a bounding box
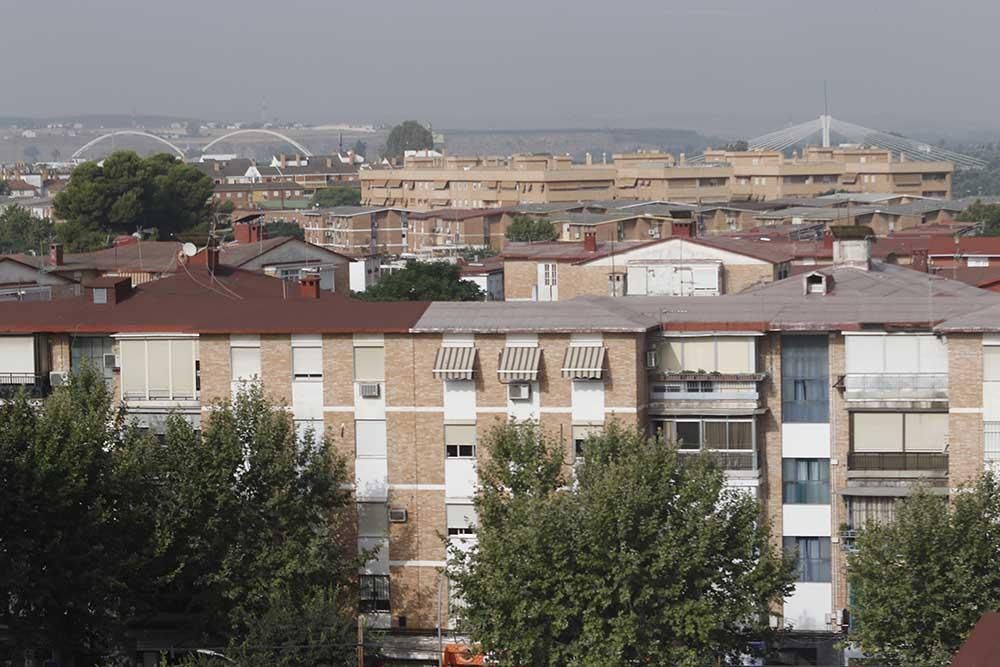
[444,380,476,420]
[445,459,477,500]
[585,237,769,266]
[356,457,388,501]
[508,381,540,421]
[571,380,606,422]
[355,383,386,419]
[782,505,832,537]
[784,583,832,632]
[781,423,831,458]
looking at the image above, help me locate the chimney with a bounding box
[583,231,597,252]
[234,221,262,244]
[299,272,321,299]
[294,153,301,165]
[206,242,220,272]
[280,154,287,168]
[679,153,686,166]
[912,248,929,273]
[671,221,694,238]
[213,161,221,172]
[326,157,333,168]
[585,152,593,166]
[899,152,907,163]
[49,243,63,266]
[830,226,874,270]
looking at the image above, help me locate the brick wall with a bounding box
[198,335,230,405]
[49,334,70,373]
[949,333,984,486]
[829,334,850,611]
[260,334,292,404]
[503,260,537,300]
[724,264,775,294]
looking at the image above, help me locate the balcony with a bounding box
[649,373,765,414]
[848,452,949,472]
[0,373,51,399]
[843,373,948,402]
[359,574,391,613]
[679,449,756,471]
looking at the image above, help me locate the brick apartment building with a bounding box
[0,233,997,662]
[360,148,954,211]
[301,206,411,256]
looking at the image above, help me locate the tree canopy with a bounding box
[312,184,362,208]
[0,204,53,254]
[448,422,795,666]
[382,121,434,161]
[848,475,1000,666]
[956,199,1000,235]
[53,150,215,248]
[0,370,359,665]
[505,215,559,243]
[355,260,484,301]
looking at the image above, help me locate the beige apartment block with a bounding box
[302,206,410,256]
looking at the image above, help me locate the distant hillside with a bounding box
[439,127,726,161]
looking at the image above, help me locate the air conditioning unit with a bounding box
[388,508,408,523]
[103,353,117,370]
[648,229,658,237]
[507,382,531,401]
[646,350,658,369]
[359,382,381,398]
[49,371,68,387]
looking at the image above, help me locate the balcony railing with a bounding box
[843,373,948,401]
[359,574,390,613]
[848,452,949,472]
[650,375,764,402]
[0,373,50,399]
[679,449,756,471]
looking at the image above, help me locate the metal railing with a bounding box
[359,574,391,613]
[679,449,756,471]
[848,452,949,472]
[0,373,50,399]
[844,373,948,400]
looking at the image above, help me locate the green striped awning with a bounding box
[497,346,541,383]
[433,346,477,381]
[561,346,606,380]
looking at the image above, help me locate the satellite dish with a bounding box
[182,242,198,257]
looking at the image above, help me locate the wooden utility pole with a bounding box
[357,614,365,667]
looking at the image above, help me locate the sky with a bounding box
[1,0,997,137]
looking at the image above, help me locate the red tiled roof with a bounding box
[0,267,428,334]
[928,237,1000,256]
[5,178,37,191]
[951,612,1000,667]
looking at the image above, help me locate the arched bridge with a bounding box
[200,129,313,156]
[71,130,186,159]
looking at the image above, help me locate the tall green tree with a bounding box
[381,121,434,161]
[0,204,53,254]
[505,215,559,242]
[957,199,1000,236]
[848,475,1000,666]
[53,150,214,242]
[355,260,484,301]
[448,422,795,666]
[312,185,362,208]
[142,384,357,650]
[0,368,153,662]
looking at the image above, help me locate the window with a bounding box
[93,288,108,304]
[231,347,261,382]
[447,504,477,536]
[846,496,896,529]
[781,335,829,423]
[783,537,831,582]
[445,424,476,458]
[354,346,385,381]
[358,502,388,537]
[359,574,390,613]
[356,420,387,457]
[659,417,754,451]
[782,459,831,504]
[119,338,196,401]
[658,337,754,374]
[573,425,601,460]
[845,334,947,375]
[851,412,947,453]
[987,422,1000,471]
[292,347,323,379]
[985,346,1000,382]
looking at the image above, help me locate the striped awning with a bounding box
[561,346,606,380]
[433,346,477,381]
[497,346,541,383]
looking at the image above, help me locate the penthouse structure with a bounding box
[0,232,996,662]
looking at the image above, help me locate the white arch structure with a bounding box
[689,115,986,169]
[71,130,186,159]
[201,129,313,156]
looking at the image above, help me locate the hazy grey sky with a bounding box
[2,0,997,136]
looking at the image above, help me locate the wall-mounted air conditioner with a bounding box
[388,508,408,523]
[507,382,531,401]
[359,382,381,398]
[49,371,68,387]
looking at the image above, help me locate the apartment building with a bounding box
[359,154,616,211]
[407,208,513,252]
[2,232,998,662]
[501,233,792,301]
[301,206,410,257]
[614,162,733,204]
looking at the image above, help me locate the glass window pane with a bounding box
[703,421,727,448]
[147,340,170,399]
[675,421,700,450]
[293,347,323,378]
[170,339,195,399]
[231,346,261,382]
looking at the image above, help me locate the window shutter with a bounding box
[147,340,171,399]
[120,340,146,399]
[354,347,385,381]
[170,339,196,399]
[853,413,903,452]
